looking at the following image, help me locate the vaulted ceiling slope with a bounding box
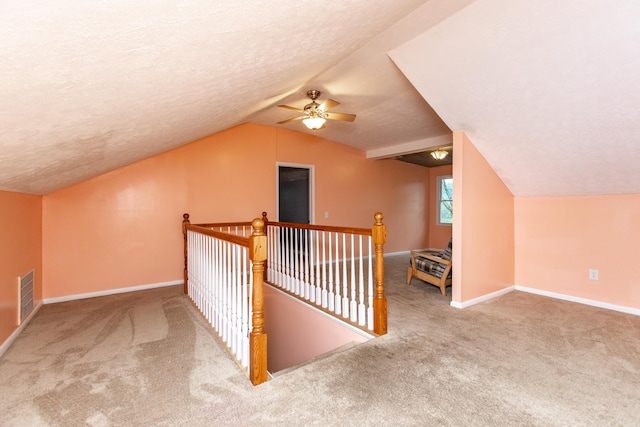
[2,0,459,195]
[391,0,640,197]
[4,1,637,197]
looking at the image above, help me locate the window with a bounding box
[437,175,453,225]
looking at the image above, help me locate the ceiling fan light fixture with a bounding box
[430,149,448,160]
[302,116,326,130]
[278,89,356,130]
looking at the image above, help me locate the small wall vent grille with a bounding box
[20,270,35,324]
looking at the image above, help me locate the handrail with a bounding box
[186,223,250,247]
[196,221,253,228]
[267,220,372,236]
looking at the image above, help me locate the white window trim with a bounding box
[436,175,453,226]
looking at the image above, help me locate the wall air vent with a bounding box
[19,270,35,324]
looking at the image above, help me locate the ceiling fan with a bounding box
[277,90,356,130]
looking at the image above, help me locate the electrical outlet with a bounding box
[589,269,599,281]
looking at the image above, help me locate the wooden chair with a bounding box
[407,238,452,296]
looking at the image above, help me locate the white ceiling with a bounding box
[391,0,640,196]
[2,0,639,197]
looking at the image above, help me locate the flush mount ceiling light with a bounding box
[278,90,356,131]
[430,149,449,160]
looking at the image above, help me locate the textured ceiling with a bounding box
[1,0,455,195]
[3,0,638,197]
[391,0,640,196]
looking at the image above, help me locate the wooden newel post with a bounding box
[372,212,387,335]
[249,218,268,385]
[182,213,190,295]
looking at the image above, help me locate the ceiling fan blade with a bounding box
[319,99,340,111]
[277,116,304,125]
[278,105,304,112]
[325,112,356,122]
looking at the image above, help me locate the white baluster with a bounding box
[196,233,202,311]
[289,227,295,292]
[350,234,357,322]
[187,231,191,297]
[228,241,234,347]
[285,227,291,291]
[237,245,243,355]
[303,229,310,300]
[187,231,191,298]
[284,226,289,290]
[235,244,241,354]
[231,244,237,355]
[218,239,224,340]
[358,235,366,326]
[192,232,198,308]
[342,233,349,318]
[273,226,279,285]
[315,230,321,304]
[309,229,316,303]
[222,240,229,344]
[205,236,211,324]
[214,237,220,332]
[294,228,301,295]
[334,233,341,315]
[328,231,334,311]
[265,225,270,282]
[248,256,254,335]
[367,236,374,330]
[278,226,284,286]
[321,231,328,308]
[241,247,249,368]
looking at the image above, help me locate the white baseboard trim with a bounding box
[43,280,183,305]
[515,286,640,316]
[0,301,43,358]
[450,286,515,309]
[385,250,410,257]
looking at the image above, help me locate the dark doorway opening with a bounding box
[278,166,311,224]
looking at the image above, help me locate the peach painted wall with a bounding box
[275,128,430,250]
[43,124,430,299]
[264,285,368,373]
[452,131,514,304]
[428,164,453,249]
[42,149,189,299]
[515,195,640,309]
[0,191,42,344]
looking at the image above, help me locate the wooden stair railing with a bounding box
[182,213,268,385]
[182,211,387,385]
[262,212,387,335]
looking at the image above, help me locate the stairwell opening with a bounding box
[263,284,372,375]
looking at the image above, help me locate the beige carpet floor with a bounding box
[1,254,639,426]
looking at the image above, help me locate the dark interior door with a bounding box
[278,166,310,224]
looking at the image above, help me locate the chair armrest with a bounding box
[422,248,443,253]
